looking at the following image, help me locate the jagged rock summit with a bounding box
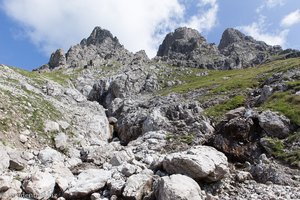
[42,26,300,71]
[156,27,226,69]
[155,27,290,69]
[44,26,135,70]
[218,28,283,68]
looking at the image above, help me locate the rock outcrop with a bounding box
[43,26,134,70]
[156,27,227,69]
[156,27,289,69]
[218,28,282,68]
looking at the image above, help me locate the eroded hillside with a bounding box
[0,27,300,200]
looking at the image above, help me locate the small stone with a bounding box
[266,181,273,185]
[244,161,251,171]
[91,193,101,200]
[27,160,35,165]
[54,132,68,150]
[44,120,60,133]
[0,176,12,192]
[108,117,118,124]
[21,130,31,136]
[19,134,28,143]
[58,120,70,130]
[8,151,27,171]
[236,171,252,182]
[0,148,10,172]
[120,163,136,177]
[108,179,125,196]
[206,193,219,200]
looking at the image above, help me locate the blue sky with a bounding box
[1,0,300,70]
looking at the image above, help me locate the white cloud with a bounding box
[1,0,219,58]
[265,0,285,8]
[184,0,218,32]
[281,9,300,27]
[256,0,285,13]
[239,18,289,47]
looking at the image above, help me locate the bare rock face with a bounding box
[122,173,153,200]
[64,169,111,199]
[258,110,290,139]
[49,49,66,69]
[43,26,134,70]
[162,145,229,182]
[38,147,65,165]
[156,27,227,69]
[110,95,213,145]
[155,174,204,200]
[213,108,265,162]
[23,171,56,200]
[218,28,282,68]
[156,27,286,69]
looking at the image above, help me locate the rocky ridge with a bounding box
[0,26,299,200]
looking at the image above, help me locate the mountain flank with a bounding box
[0,26,300,200]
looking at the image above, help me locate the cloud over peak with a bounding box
[1,0,219,58]
[238,17,288,47]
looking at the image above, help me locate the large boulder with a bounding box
[258,110,290,139]
[162,146,228,182]
[51,163,75,191]
[64,169,111,199]
[213,108,265,162]
[38,147,65,165]
[155,174,203,200]
[122,173,153,200]
[23,171,56,200]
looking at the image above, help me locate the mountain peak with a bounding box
[218,28,247,50]
[80,26,121,47]
[157,27,206,57]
